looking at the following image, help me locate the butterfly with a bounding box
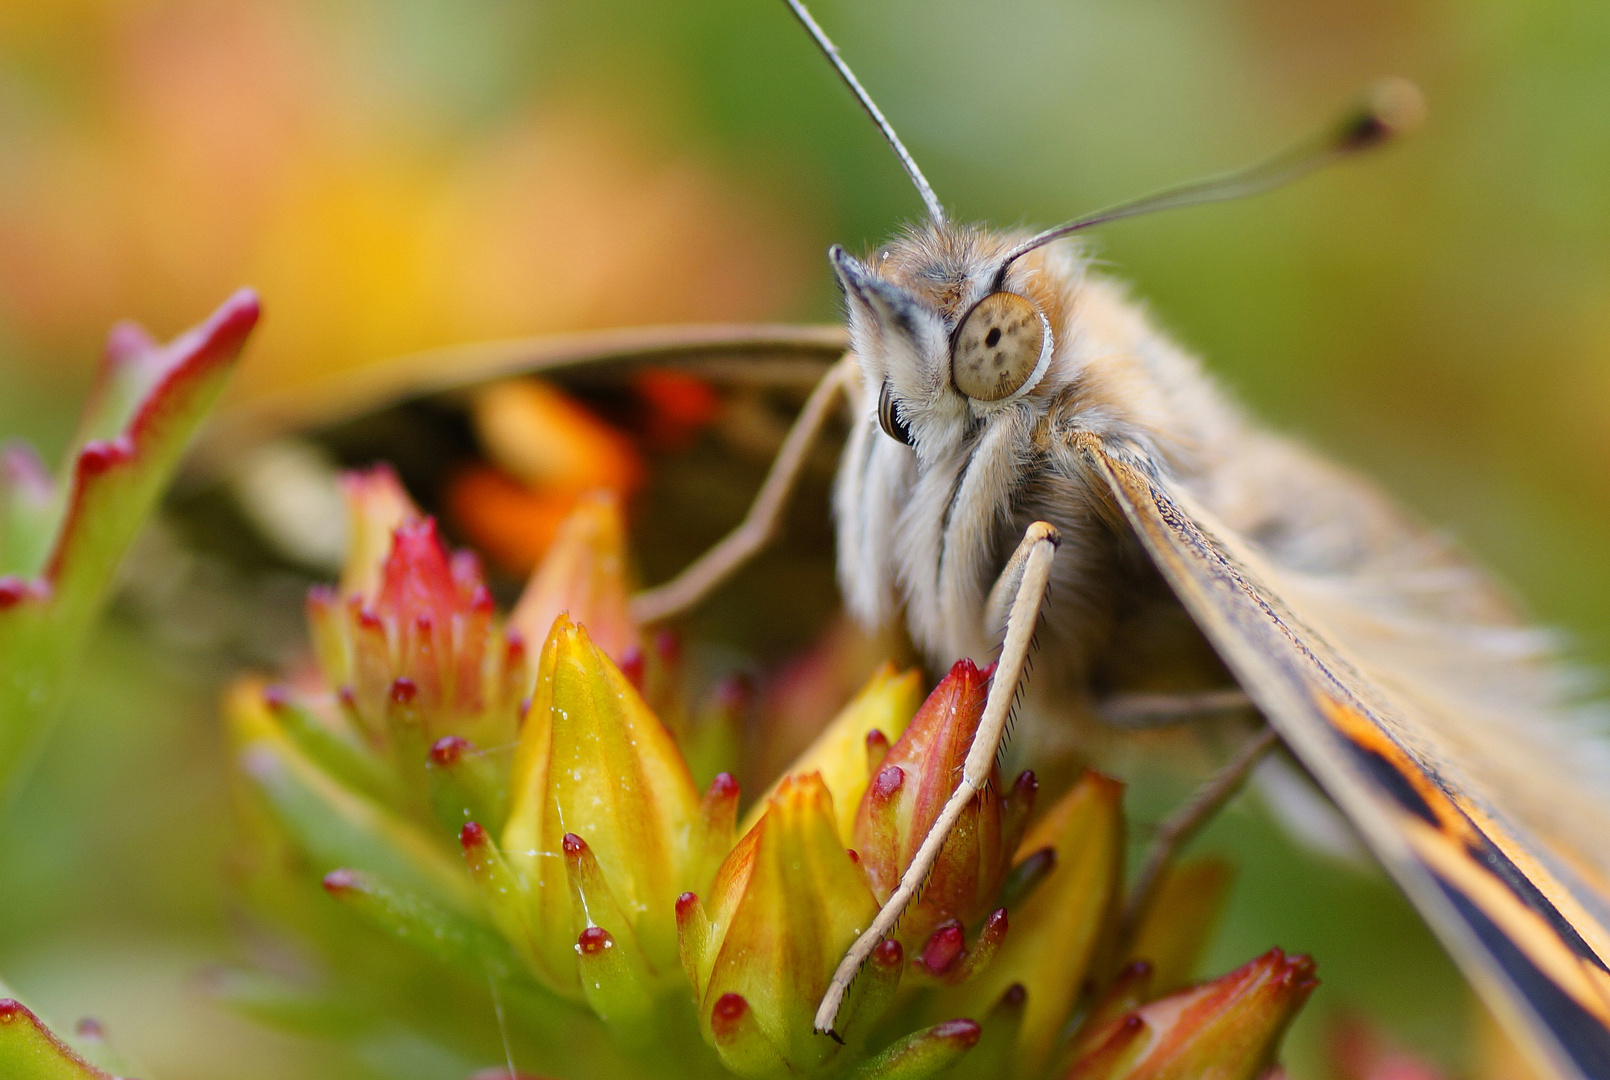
[198,2,1610,1075]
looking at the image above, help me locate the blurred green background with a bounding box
[2,0,1608,1076]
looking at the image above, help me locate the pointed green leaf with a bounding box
[322,867,523,980]
[232,682,476,913]
[849,1019,981,1080]
[0,291,259,799]
[0,999,119,1080]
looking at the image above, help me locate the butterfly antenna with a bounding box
[998,77,1424,272]
[782,0,946,224]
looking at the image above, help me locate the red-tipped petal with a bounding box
[919,921,966,977]
[431,736,469,766]
[577,926,612,956]
[0,997,117,1079]
[854,1017,982,1079]
[711,993,748,1043]
[322,869,359,894]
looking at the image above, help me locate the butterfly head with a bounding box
[785,0,1414,459]
[784,0,1418,459]
[831,223,1078,454]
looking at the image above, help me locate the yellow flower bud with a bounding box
[500,614,702,993]
[741,663,922,840]
[679,773,884,1076]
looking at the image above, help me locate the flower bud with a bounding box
[951,771,1126,1075]
[851,659,1035,949]
[510,489,638,664]
[1063,949,1318,1080]
[230,440,1320,1080]
[498,614,702,995]
[679,773,882,1076]
[741,663,923,840]
[337,464,420,599]
[227,680,473,912]
[331,516,520,760]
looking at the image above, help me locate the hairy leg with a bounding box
[814,521,1061,1038]
[630,354,856,624]
[1096,688,1253,729]
[1117,724,1279,946]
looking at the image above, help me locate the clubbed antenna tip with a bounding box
[997,77,1428,272]
[1336,76,1427,152]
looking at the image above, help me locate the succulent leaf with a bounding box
[230,680,476,912]
[0,443,55,579]
[321,868,524,980]
[0,999,119,1080]
[848,1019,982,1080]
[262,684,402,806]
[428,735,511,833]
[0,291,259,798]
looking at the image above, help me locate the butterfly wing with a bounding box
[192,323,847,473]
[1081,434,1610,1080]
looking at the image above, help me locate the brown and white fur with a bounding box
[832,220,1610,809]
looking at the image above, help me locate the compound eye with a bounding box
[877,380,913,445]
[951,292,1049,402]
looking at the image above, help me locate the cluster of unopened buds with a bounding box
[226,464,1319,1079]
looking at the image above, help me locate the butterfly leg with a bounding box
[1117,724,1279,945]
[815,520,1061,1039]
[629,353,856,624]
[1096,688,1254,729]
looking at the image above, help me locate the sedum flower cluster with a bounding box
[224,465,1317,1080]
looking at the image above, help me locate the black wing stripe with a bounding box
[1468,823,1610,977]
[1341,737,1444,828]
[1436,876,1610,1072]
[1084,437,1610,1080]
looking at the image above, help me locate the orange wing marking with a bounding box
[1318,695,1610,1027]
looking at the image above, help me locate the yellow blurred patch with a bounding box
[0,0,811,401]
